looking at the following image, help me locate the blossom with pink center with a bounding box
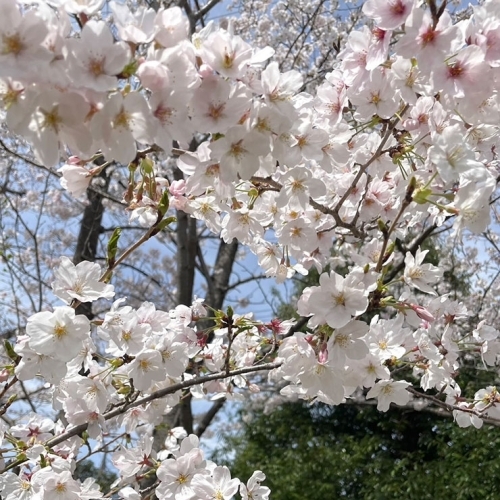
[67,20,130,92]
[201,31,253,78]
[315,81,347,125]
[0,0,52,80]
[396,9,464,70]
[91,92,155,164]
[150,89,192,150]
[359,176,392,221]
[403,95,434,136]
[366,27,392,70]
[305,271,369,329]
[209,125,270,182]
[363,0,414,30]
[191,78,250,134]
[431,45,491,99]
[338,27,370,86]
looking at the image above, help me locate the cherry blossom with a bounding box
[240,471,271,500]
[404,248,442,295]
[26,307,90,362]
[2,0,500,497]
[52,256,114,304]
[191,466,240,500]
[366,379,412,411]
[91,92,154,164]
[58,163,92,197]
[304,271,369,329]
[0,0,52,80]
[110,1,156,44]
[363,0,414,30]
[66,20,130,92]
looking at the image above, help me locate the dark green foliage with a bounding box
[213,236,499,499]
[215,402,500,500]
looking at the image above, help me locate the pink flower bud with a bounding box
[68,155,84,165]
[318,342,328,364]
[170,196,188,211]
[410,304,434,323]
[169,179,186,197]
[137,61,169,91]
[199,63,215,78]
[266,318,283,335]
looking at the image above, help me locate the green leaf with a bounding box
[4,340,20,362]
[151,217,176,236]
[157,189,170,217]
[106,228,122,268]
[413,186,433,204]
[140,157,154,175]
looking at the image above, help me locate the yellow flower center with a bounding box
[55,482,67,493]
[139,359,152,372]
[223,52,235,69]
[88,57,105,77]
[114,109,130,129]
[2,34,24,56]
[230,141,246,159]
[177,473,188,484]
[208,103,225,120]
[54,323,67,339]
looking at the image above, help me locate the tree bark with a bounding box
[73,162,109,319]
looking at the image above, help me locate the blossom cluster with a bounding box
[2,0,500,496]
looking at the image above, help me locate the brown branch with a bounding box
[194,0,223,20]
[333,104,410,217]
[195,398,226,437]
[383,223,439,283]
[0,361,281,474]
[407,387,500,427]
[43,361,281,450]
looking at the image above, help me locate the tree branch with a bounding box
[195,398,226,437]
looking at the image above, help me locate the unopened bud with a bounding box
[318,342,328,364]
[410,304,435,323]
[0,369,9,383]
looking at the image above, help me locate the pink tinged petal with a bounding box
[363,0,413,30]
